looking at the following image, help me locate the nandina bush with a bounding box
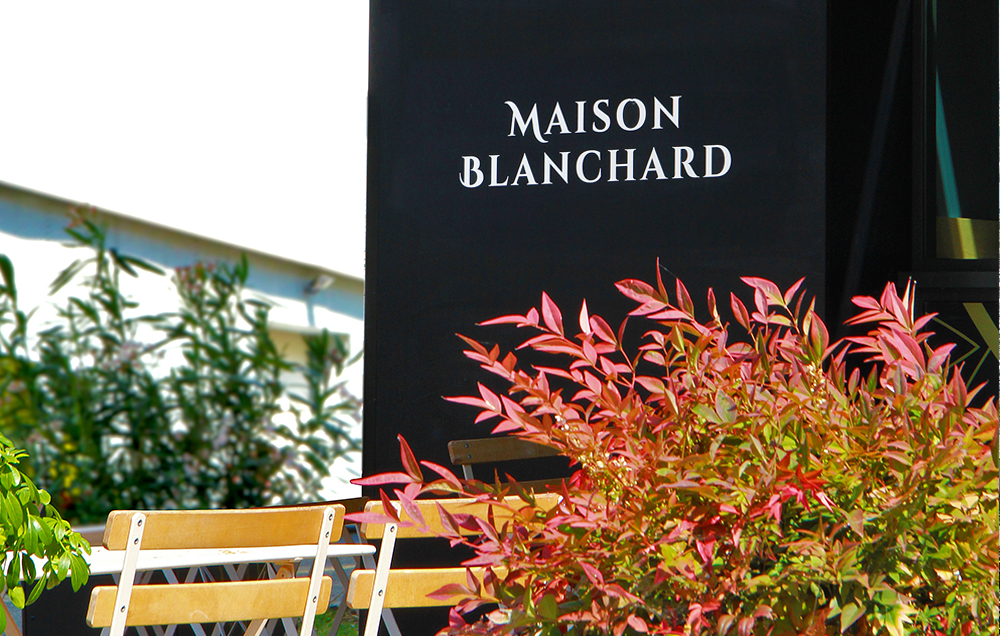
[353,271,998,636]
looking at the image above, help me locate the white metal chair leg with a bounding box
[109,513,146,636]
[298,506,335,636]
[359,551,401,636]
[361,521,398,636]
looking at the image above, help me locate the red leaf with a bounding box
[583,371,603,396]
[379,489,400,522]
[474,410,502,424]
[851,295,881,311]
[541,292,564,335]
[456,333,490,357]
[398,434,424,481]
[351,472,416,486]
[478,383,502,412]
[435,504,464,538]
[753,604,773,620]
[616,317,629,346]
[394,489,426,527]
[615,279,658,304]
[420,461,464,491]
[580,562,604,586]
[448,607,466,628]
[344,511,403,526]
[741,277,782,305]
[479,314,532,326]
[753,288,767,319]
[627,615,649,633]
[590,315,617,344]
[635,376,666,394]
[783,277,805,304]
[579,300,591,334]
[491,418,522,434]
[655,258,668,299]
[525,307,539,326]
[427,583,472,601]
[730,293,751,330]
[696,538,716,565]
[646,309,690,321]
[466,567,481,594]
[444,395,491,409]
[675,279,694,315]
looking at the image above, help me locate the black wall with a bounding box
[365,0,827,479]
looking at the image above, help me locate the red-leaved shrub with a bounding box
[352,272,998,636]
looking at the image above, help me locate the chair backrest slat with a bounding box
[347,567,505,609]
[88,577,333,627]
[360,493,560,540]
[103,506,345,550]
[447,437,560,465]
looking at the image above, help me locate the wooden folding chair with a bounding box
[86,505,343,636]
[448,436,565,492]
[346,494,560,636]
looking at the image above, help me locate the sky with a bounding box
[0,2,369,279]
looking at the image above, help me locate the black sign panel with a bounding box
[365,1,826,476]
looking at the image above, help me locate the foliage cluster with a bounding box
[355,271,998,636]
[0,434,89,632]
[0,215,361,523]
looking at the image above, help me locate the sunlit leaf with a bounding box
[840,602,864,633]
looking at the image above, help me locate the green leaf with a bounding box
[69,554,89,591]
[5,493,22,532]
[21,553,35,585]
[26,578,45,605]
[52,552,70,581]
[846,509,864,537]
[715,392,737,424]
[0,254,16,303]
[110,249,138,276]
[3,554,16,593]
[693,403,720,424]
[538,594,559,621]
[8,584,24,609]
[840,602,865,633]
[49,259,87,295]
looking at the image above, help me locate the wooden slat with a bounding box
[508,478,568,493]
[360,493,560,539]
[103,505,345,550]
[82,500,366,550]
[347,567,506,609]
[448,438,560,465]
[268,497,370,516]
[87,577,332,627]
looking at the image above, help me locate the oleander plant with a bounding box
[0,213,361,523]
[354,268,998,636]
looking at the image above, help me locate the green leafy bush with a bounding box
[0,436,91,632]
[0,215,361,523]
[355,270,998,636]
